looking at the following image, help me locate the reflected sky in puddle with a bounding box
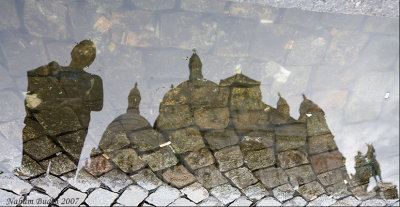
[0,0,399,203]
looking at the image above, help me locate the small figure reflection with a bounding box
[18,40,103,178]
[353,144,382,189]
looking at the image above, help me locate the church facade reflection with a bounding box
[14,49,398,205]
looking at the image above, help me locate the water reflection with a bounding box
[18,40,103,177]
[0,0,398,206]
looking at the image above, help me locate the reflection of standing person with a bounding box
[19,40,103,177]
[366,144,382,182]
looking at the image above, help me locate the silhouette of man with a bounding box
[19,40,103,177]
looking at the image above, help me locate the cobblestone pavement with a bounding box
[0,170,399,206]
[0,0,399,206]
[231,0,400,18]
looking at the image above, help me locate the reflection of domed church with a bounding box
[89,51,398,204]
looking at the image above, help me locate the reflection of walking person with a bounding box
[18,40,103,177]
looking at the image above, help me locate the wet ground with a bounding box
[0,0,399,206]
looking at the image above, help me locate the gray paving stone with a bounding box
[39,154,77,176]
[344,71,395,123]
[142,49,188,81]
[230,86,265,112]
[363,16,399,34]
[85,188,119,206]
[156,104,192,130]
[360,198,387,206]
[317,169,343,186]
[285,165,317,187]
[0,33,48,77]
[98,169,133,192]
[23,0,67,40]
[128,129,165,152]
[0,189,23,206]
[323,30,369,66]
[0,1,20,30]
[297,181,326,201]
[282,196,308,206]
[210,183,241,205]
[31,174,68,198]
[280,8,321,28]
[131,168,163,191]
[256,197,282,206]
[110,148,146,173]
[198,196,224,206]
[57,189,87,206]
[306,194,336,206]
[255,167,289,189]
[160,12,218,52]
[17,155,45,178]
[24,136,61,161]
[308,134,337,154]
[242,182,268,200]
[56,130,87,160]
[162,165,197,188]
[275,133,307,151]
[99,122,130,153]
[33,107,82,137]
[358,35,399,70]
[273,184,295,202]
[142,147,179,171]
[230,86,264,111]
[241,130,274,151]
[0,173,32,195]
[132,0,175,10]
[183,148,215,171]
[326,182,351,199]
[244,148,276,170]
[0,65,13,90]
[331,196,361,206]
[181,182,209,204]
[309,65,356,90]
[204,129,239,150]
[24,190,53,206]
[44,41,74,66]
[145,185,181,206]
[194,107,230,130]
[229,196,253,206]
[278,148,309,169]
[115,175,146,191]
[249,24,295,62]
[269,65,313,102]
[117,185,148,206]
[228,1,279,20]
[168,127,205,154]
[214,18,257,57]
[320,13,365,31]
[286,30,330,66]
[169,198,197,206]
[232,110,270,131]
[387,199,400,206]
[225,167,258,189]
[195,165,228,189]
[214,146,244,172]
[180,0,226,13]
[83,155,114,177]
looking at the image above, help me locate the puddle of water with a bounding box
[0,0,398,205]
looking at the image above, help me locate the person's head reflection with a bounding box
[69,39,96,70]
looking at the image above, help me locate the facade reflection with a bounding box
[80,52,399,205]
